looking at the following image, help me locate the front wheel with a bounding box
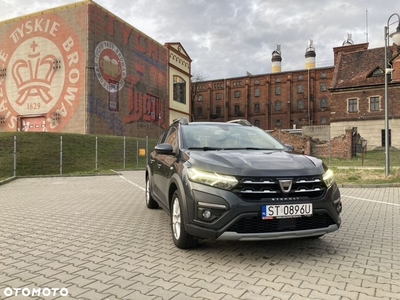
[171,192,197,249]
[145,177,159,209]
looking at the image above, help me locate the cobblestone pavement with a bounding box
[0,171,399,300]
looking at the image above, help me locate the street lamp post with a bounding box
[384,13,400,177]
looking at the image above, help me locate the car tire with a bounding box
[145,177,159,209]
[171,191,198,249]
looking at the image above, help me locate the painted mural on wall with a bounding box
[90,5,169,135]
[0,14,85,132]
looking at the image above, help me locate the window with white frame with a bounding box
[369,96,380,111]
[173,75,186,104]
[348,98,358,113]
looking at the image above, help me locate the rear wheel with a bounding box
[145,177,159,209]
[171,191,197,249]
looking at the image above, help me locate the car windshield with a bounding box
[181,124,286,150]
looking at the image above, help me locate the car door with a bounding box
[153,126,178,207]
[149,130,167,201]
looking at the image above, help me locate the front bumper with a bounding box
[183,181,342,241]
[217,224,339,241]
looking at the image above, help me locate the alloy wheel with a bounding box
[172,197,181,240]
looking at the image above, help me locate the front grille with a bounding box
[227,213,335,234]
[233,176,326,201]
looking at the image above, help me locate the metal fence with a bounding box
[0,134,158,180]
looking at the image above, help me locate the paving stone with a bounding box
[1,174,399,300]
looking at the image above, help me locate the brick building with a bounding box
[330,42,400,149]
[193,39,400,150]
[192,41,333,130]
[0,0,191,138]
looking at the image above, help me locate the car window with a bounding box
[165,126,178,152]
[182,124,285,150]
[158,130,168,144]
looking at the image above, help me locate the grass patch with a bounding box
[0,132,158,180]
[322,151,400,185]
[1,133,399,186]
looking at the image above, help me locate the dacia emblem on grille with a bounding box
[279,179,292,193]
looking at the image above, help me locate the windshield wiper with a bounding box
[222,147,278,150]
[188,147,222,151]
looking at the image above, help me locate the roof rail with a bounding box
[172,117,189,125]
[227,119,252,126]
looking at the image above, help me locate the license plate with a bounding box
[262,203,312,219]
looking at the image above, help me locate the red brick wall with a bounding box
[269,128,353,159]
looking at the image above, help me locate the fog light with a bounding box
[202,209,212,219]
[336,202,342,214]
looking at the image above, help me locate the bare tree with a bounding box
[190,71,207,122]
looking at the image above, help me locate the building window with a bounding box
[348,98,358,113]
[254,88,260,97]
[298,75,303,81]
[276,119,281,127]
[297,85,303,93]
[321,116,327,124]
[216,106,221,115]
[234,91,241,98]
[320,98,327,108]
[275,87,281,95]
[275,101,282,111]
[109,80,119,111]
[297,100,304,110]
[255,80,260,85]
[254,103,260,113]
[254,119,260,127]
[275,78,281,83]
[197,95,203,102]
[234,104,240,115]
[321,73,327,79]
[173,75,186,104]
[369,96,380,111]
[197,107,203,117]
[298,118,303,126]
[216,93,221,100]
[320,82,327,92]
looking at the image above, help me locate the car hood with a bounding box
[185,149,325,177]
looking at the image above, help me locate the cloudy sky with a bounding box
[2,0,400,80]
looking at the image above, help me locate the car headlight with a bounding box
[187,168,238,190]
[323,169,335,189]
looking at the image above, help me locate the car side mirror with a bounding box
[284,144,294,152]
[155,143,174,154]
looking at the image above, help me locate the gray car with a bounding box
[145,118,342,249]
